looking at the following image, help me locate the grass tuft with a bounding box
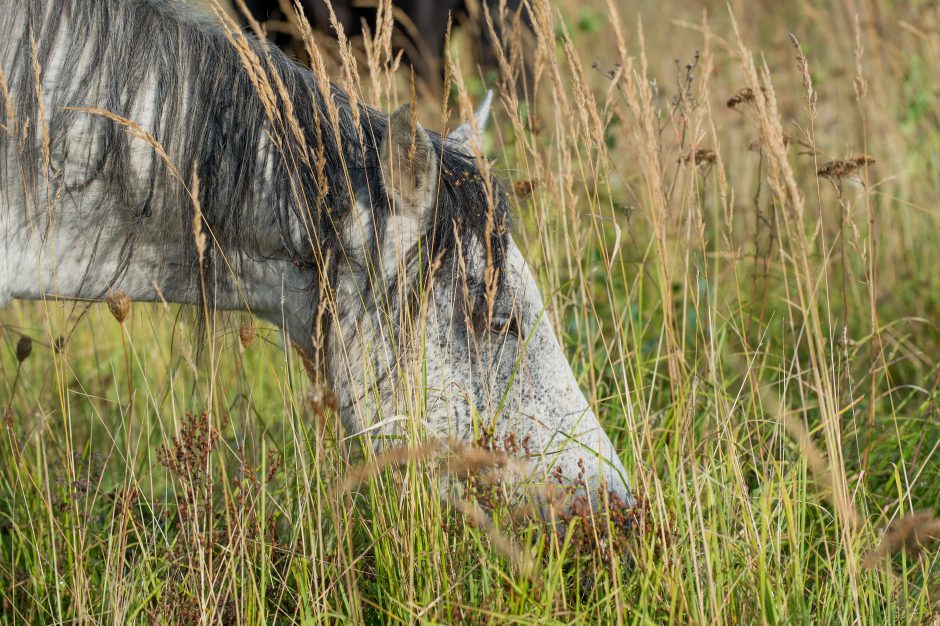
[1,0,939,622]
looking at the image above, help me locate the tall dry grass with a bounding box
[1,0,939,623]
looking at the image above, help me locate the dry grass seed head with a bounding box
[441,445,512,481]
[330,440,439,500]
[788,33,817,115]
[862,511,940,570]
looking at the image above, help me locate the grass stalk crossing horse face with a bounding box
[334,102,633,509]
[0,0,631,514]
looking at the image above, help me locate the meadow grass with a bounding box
[1,0,939,623]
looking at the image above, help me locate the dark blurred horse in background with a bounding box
[238,0,533,89]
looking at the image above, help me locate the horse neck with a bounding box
[0,0,324,346]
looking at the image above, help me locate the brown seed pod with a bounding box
[106,291,131,323]
[239,324,257,349]
[513,179,537,198]
[15,336,32,363]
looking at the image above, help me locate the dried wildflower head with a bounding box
[548,472,642,573]
[15,336,32,363]
[239,324,257,349]
[53,335,67,355]
[680,148,717,166]
[265,448,283,482]
[727,87,761,109]
[817,155,875,180]
[106,290,131,323]
[157,411,219,484]
[2,408,14,429]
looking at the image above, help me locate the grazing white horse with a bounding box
[0,0,632,513]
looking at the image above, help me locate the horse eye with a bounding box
[489,314,521,337]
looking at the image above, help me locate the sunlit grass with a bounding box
[2,0,939,623]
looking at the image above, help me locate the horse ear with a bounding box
[447,90,494,150]
[380,103,438,221]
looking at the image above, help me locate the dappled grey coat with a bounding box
[0,0,632,513]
